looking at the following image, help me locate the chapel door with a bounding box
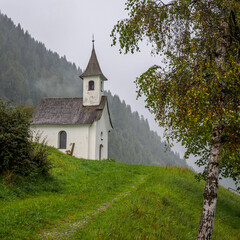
[99,144,103,160]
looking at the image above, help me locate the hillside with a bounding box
[0,11,185,167]
[0,147,239,240]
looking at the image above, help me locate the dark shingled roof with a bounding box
[31,96,112,125]
[80,45,107,80]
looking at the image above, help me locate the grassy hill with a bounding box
[0,147,239,240]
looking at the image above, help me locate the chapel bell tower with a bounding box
[80,39,107,106]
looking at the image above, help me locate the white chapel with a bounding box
[31,42,113,160]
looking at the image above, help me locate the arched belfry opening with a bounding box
[59,131,67,149]
[88,80,94,90]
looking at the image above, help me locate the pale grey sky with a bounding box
[0,0,201,170]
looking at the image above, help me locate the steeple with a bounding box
[80,39,107,80]
[80,40,107,106]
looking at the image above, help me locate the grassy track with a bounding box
[60,168,240,240]
[0,147,239,240]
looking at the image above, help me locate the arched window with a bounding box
[88,80,94,90]
[59,131,67,149]
[100,131,103,141]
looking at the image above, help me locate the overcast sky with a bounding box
[0,0,200,169]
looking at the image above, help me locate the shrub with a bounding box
[0,99,50,175]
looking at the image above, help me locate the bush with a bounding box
[0,100,50,175]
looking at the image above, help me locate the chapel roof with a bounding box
[31,96,112,126]
[80,42,107,80]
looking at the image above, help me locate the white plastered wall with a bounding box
[88,121,97,160]
[31,124,93,159]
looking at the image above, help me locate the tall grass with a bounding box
[0,147,152,239]
[67,168,240,240]
[0,147,239,240]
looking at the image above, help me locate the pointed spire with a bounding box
[80,38,107,80]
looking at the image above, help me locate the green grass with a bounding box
[0,147,239,240]
[64,168,240,240]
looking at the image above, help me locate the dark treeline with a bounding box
[0,12,186,167]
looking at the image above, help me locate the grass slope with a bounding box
[0,147,239,240]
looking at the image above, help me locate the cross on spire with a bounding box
[92,34,95,48]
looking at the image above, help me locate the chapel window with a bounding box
[59,131,67,149]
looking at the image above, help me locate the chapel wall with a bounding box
[31,125,90,159]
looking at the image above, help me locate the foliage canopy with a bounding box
[112,0,240,185]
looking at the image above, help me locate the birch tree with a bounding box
[111,0,240,239]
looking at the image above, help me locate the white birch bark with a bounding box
[196,124,223,240]
[196,8,228,237]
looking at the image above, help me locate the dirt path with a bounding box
[38,177,145,240]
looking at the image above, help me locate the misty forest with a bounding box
[0,12,185,167]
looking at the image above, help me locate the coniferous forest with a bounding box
[0,12,186,167]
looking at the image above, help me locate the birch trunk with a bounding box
[196,124,223,240]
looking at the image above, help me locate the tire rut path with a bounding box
[38,177,145,240]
